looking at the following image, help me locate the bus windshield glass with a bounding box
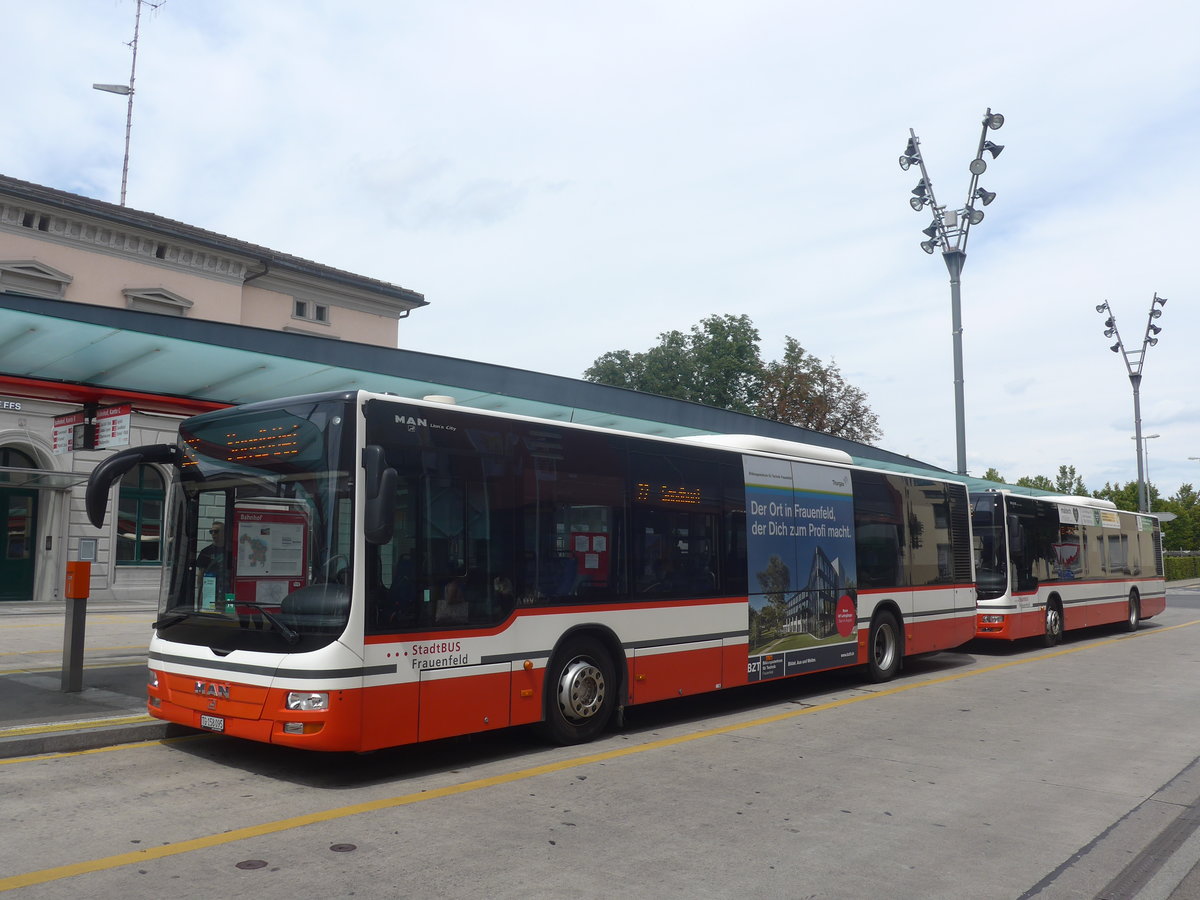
[971,492,1008,600]
[158,395,356,652]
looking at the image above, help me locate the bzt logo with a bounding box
[394,414,427,431]
[194,681,231,700]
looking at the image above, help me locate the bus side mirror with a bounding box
[362,445,397,545]
[85,444,181,528]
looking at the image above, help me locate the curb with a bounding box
[0,719,196,759]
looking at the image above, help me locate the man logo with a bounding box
[394,414,428,432]
[194,681,231,700]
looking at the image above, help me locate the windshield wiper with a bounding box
[237,602,301,645]
[154,612,189,631]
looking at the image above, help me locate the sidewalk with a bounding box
[3,580,1200,760]
[0,598,184,758]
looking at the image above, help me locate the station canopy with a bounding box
[0,292,1060,497]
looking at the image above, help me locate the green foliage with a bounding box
[980,467,1005,483]
[1015,474,1054,491]
[757,337,881,443]
[1092,481,1144,512]
[583,314,883,443]
[1159,484,1199,552]
[1055,465,1087,496]
[1165,556,1200,580]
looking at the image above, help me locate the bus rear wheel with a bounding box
[1124,592,1141,632]
[866,611,901,683]
[1042,601,1063,647]
[537,636,616,745]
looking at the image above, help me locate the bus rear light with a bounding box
[286,691,329,711]
[283,722,325,735]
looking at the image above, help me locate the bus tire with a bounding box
[866,610,901,683]
[537,636,616,745]
[1042,600,1064,647]
[1124,591,1141,632]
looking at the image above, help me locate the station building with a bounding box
[0,173,942,606]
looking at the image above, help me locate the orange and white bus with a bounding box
[970,491,1165,644]
[87,390,977,752]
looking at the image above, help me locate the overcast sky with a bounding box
[6,1,1199,500]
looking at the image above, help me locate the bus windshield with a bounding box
[158,395,356,653]
[971,492,1008,600]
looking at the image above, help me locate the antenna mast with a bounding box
[93,1,163,206]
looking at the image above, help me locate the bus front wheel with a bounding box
[537,636,616,745]
[866,611,901,683]
[1042,601,1064,647]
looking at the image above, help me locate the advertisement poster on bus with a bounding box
[743,456,858,682]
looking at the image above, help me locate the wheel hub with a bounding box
[558,658,605,721]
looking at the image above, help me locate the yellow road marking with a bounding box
[0,714,155,740]
[0,645,145,658]
[2,618,1196,893]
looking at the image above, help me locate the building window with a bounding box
[293,299,330,324]
[116,464,164,565]
[122,287,194,316]
[0,260,73,299]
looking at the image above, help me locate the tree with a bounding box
[1159,484,1199,551]
[1092,481,1144,512]
[1011,465,1086,495]
[981,467,1005,483]
[1055,465,1087,496]
[756,337,881,443]
[1016,474,1054,491]
[584,315,883,443]
[583,314,762,414]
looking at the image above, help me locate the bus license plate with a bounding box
[200,715,225,732]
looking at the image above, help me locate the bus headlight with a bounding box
[147,669,159,688]
[981,615,1004,624]
[286,691,329,711]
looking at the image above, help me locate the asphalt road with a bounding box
[3,589,1200,899]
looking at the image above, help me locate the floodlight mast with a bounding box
[899,108,1005,476]
[1097,294,1167,513]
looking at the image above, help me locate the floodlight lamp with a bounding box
[1096,302,1109,313]
[982,140,1004,159]
[1150,308,1162,318]
[920,240,937,254]
[1148,337,1159,346]
[965,206,985,225]
[1104,316,1114,329]
[985,112,1005,130]
[899,154,914,171]
[1110,342,1121,353]
[975,187,997,206]
[911,179,928,197]
[969,158,988,175]
[1104,328,1116,338]
[922,223,939,239]
[1153,295,1167,307]
[910,196,927,211]
[1149,323,1161,335]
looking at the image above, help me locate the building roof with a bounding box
[0,173,426,308]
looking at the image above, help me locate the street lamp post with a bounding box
[1097,294,1167,513]
[899,109,1006,476]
